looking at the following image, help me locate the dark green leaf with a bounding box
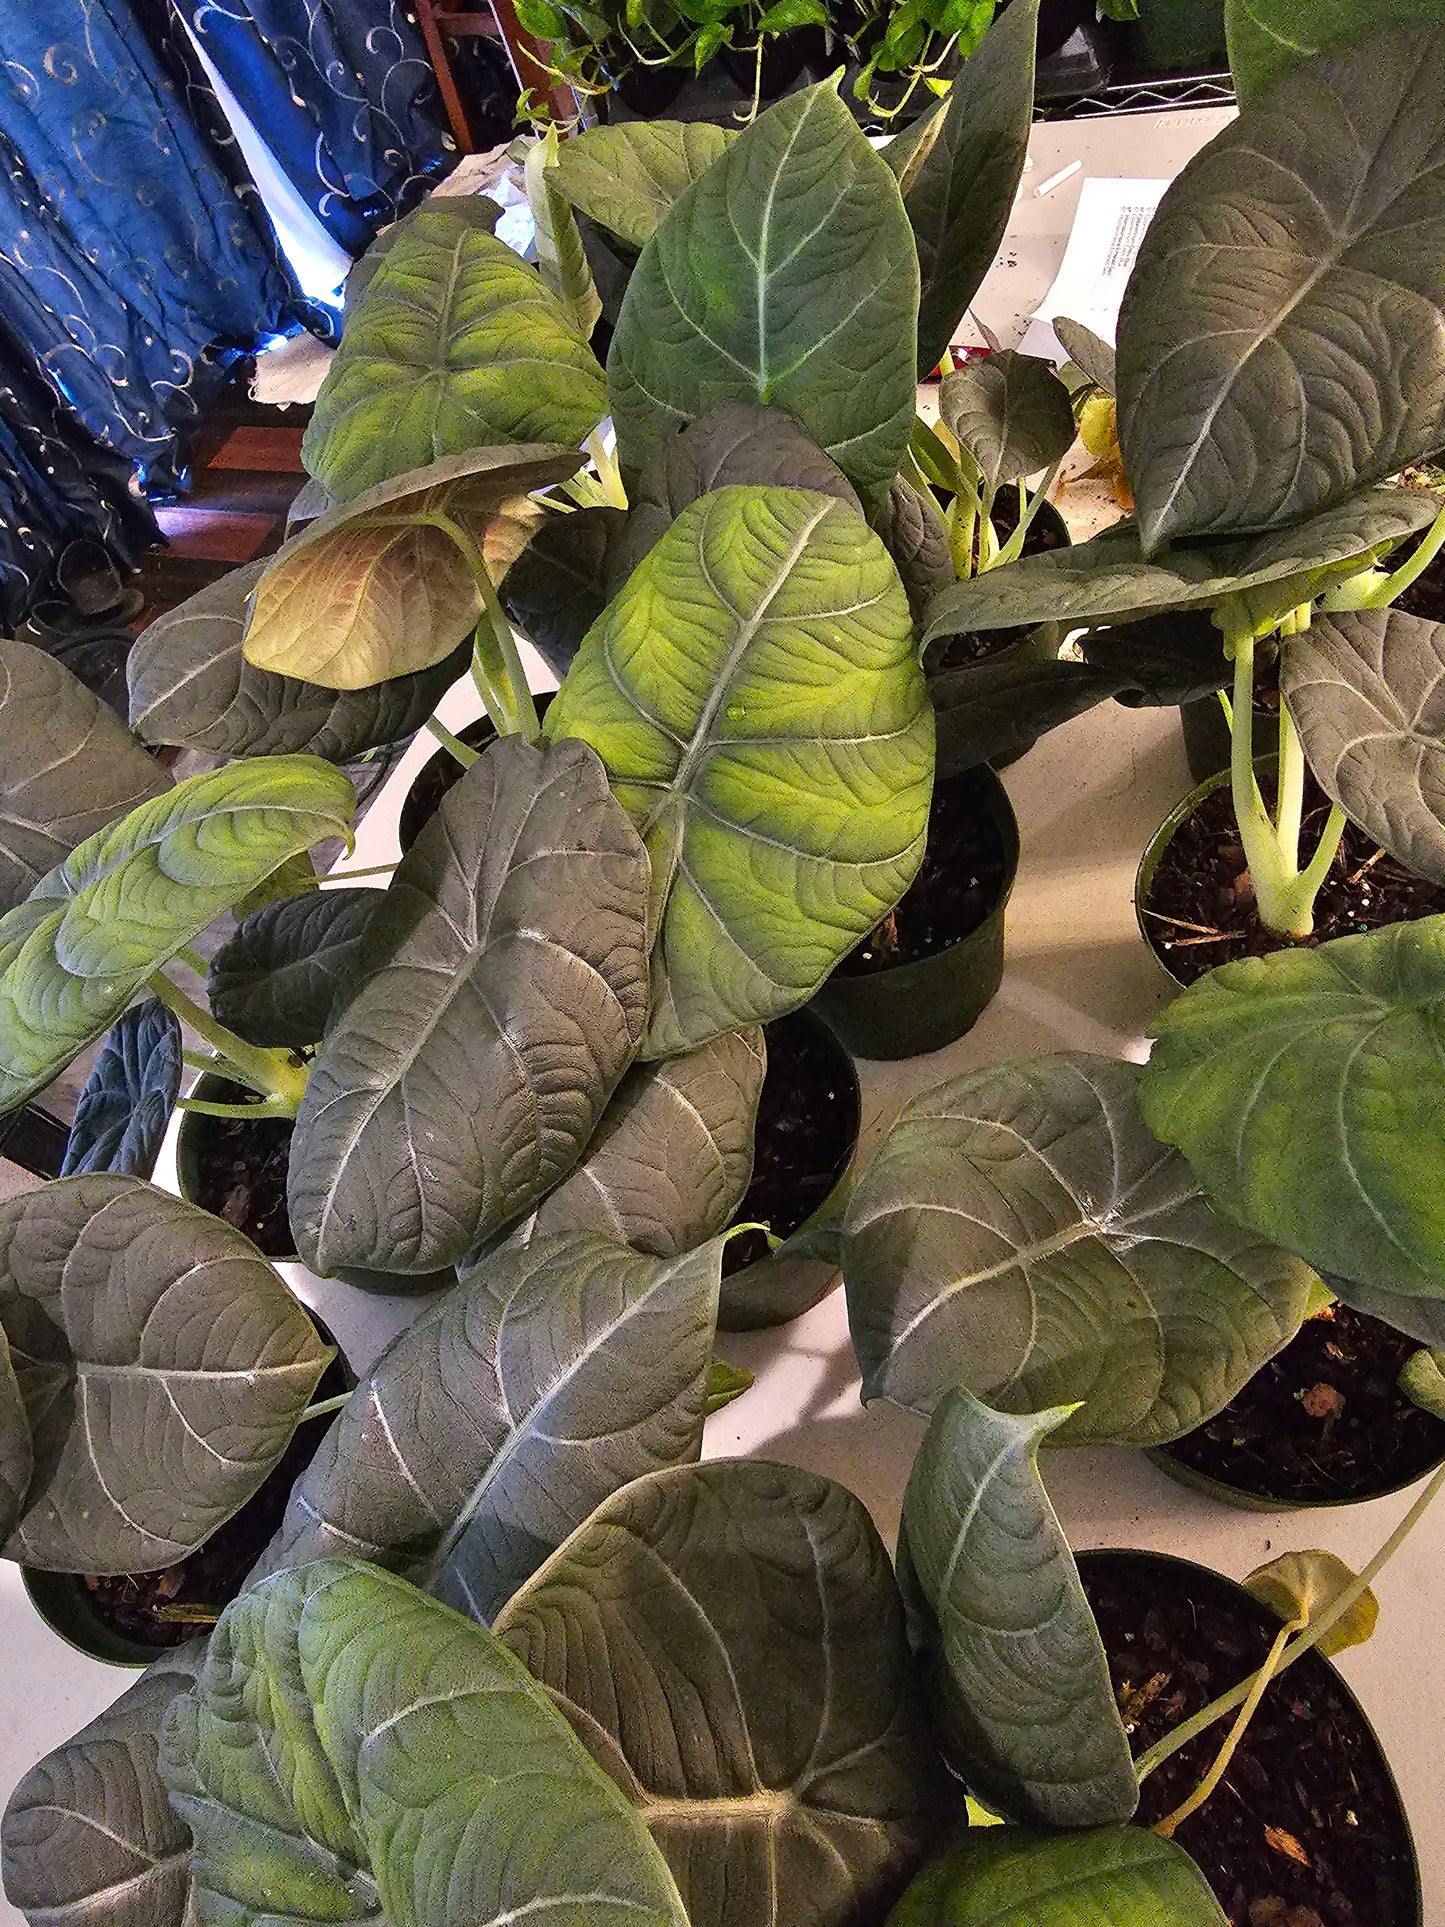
[502,504,633,679]
[940,352,1077,491]
[1079,608,1230,707]
[872,474,955,623]
[906,0,1038,377]
[0,639,170,915]
[0,1327,30,1545]
[495,1461,947,1927]
[554,122,737,252]
[886,1827,1227,1927]
[1053,316,1116,394]
[1226,0,1445,105]
[288,738,651,1274]
[61,999,181,1180]
[608,82,920,502]
[207,887,389,1049]
[1327,1273,1445,1345]
[881,100,944,198]
[545,486,934,1058]
[0,1175,329,1572]
[928,648,1121,776]
[1140,915,1445,1299]
[843,1053,1312,1442]
[1117,25,1445,550]
[160,1560,689,1927]
[901,1390,1137,1827]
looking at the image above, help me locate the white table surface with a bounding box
[12,100,1442,1927]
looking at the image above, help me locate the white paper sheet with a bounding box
[1017,176,1170,363]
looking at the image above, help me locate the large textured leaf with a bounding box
[128,558,471,757]
[244,445,581,689]
[929,652,1121,776]
[546,486,934,1057]
[872,475,954,622]
[939,351,1076,492]
[1226,0,1445,106]
[1117,25,1445,551]
[159,1559,689,1927]
[842,1054,1313,1443]
[0,1327,29,1544]
[0,639,170,914]
[501,504,632,680]
[900,1390,1137,1828]
[1327,1274,1445,1345]
[494,1461,946,1927]
[608,83,920,502]
[905,0,1039,378]
[302,225,607,501]
[1,1645,203,1927]
[519,1030,765,1256]
[886,1828,1227,1927]
[253,1232,723,1625]
[0,1175,329,1572]
[1141,916,1445,1299]
[554,122,737,251]
[1280,606,1445,884]
[344,196,502,310]
[0,757,354,1113]
[288,737,651,1274]
[207,887,388,1049]
[920,487,1436,641]
[61,999,181,1179]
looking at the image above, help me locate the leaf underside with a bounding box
[60,998,182,1180]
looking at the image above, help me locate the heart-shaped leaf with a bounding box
[1,1644,203,1927]
[843,1053,1313,1442]
[0,757,354,1113]
[288,737,651,1274]
[901,1389,1138,1827]
[501,504,633,680]
[1053,316,1116,394]
[344,196,502,311]
[159,1560,689,1927]
[61,999,181,1180]
[127,558,471,756]
[903,0,1039,378]
[546,486,934,1058]
[494,1460,947,1927]
[244,445,582,690]
[302,224,607,501]
[1225,0,1445,106]
[1140,915,1445,1300]
[608,82,920,502]
[206,887,388,1049]
[1117,24,1445,550]
[1279,606,1445,884]
[0,639,170,915]
[886,1827,1227,1927]
[254,1231,722,1625]
[0,1175,330,1572]
[921,487,1437,640]
[872,475,954,623]
[939,352,1077,492]
[554,122,737,252]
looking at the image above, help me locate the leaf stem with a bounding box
[1362,499,1445,607]
[585,427,628,511]
[301,1391,351,1421]
[177,1095,299,1120]
[149,972,310,1112]
[324,860,398,881]
[993,456,1068,570]
[425,715,480,767]
[1152,1613,1303,1837]
[474,574,541,742]
[177,944,210,977]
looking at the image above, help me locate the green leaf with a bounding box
[244,445,581,690]
[885,1827,1227,1927]
[1117,24,1445,551]
[882,99,945,197]
[555,122,737,252]
[545,486,934,1058]
[1280,607,1445,884]
[207,888,388,1049]
[928,649,1122,778]
[303,223,607,501]
[0,1327,30,1546]
[940,352,1077,492]
[254,1232,722,1625]
[159,1560,689,1927]
[0,757,354,1113]
[1226,0,1445,105]
[288,738,651,1274]
[901,1390,1137,1827]
[843,1053,1313,1442]
[1327,1272,1445,1344]
[1140,915,1445,1300]
[525,128,603,338]
[905,0,1038,378]
[0,639,170,915]
[501,504,634,680]
[61,998,181,1180]
[1079,608,1231,706]
[1,1644,202,1927]
[0,1175,329,1572]
[494,1461,947,1926]
[608,81,920,503]
[127,559,471,758]
[234,848,318,918]
[1052,316,1116,395]
[344,196,502,312]
[1402,1344,1445,1416]
[704,1356,755,1410]
[921,487,1437,640]
[871,474,955,623]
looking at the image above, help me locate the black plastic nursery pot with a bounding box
[176,1070,298,1262]
[810,764,1018,1060]
[719,27,824,98]
[1077,1548,1422,1927]
[398,696,556,856]
[717,1008,860,1332]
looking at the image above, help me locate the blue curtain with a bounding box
[173,1,456,253]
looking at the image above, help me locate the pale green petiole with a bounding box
[425,716,479,768]
[150,970,310,1114]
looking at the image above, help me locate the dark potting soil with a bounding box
[78,1348,349,1649]
[721,1012,857,1275]
[837,769,1007,974]
[1142,769,1445,986]
[1160,1303,1445,1504]
[926,489,1070,671]
[1079,1554,1418,1927]
[189,1076,296,1259]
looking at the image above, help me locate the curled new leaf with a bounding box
[526,129,602,338]
[939,351,1076,492]
[553,122,736,251]
[1243,1549,1379,1656]
[207,887,388,1049]
[61,998,181,1179]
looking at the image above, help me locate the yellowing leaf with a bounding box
[1244,1549,1378,1657]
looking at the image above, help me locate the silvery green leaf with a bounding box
[344,195,502,310]
[871,474,954,623]
[939,352,1077,492]
[887,1827,1227,1927]
[61,998,181,1179]
[0,1325,29,1545]
[207,887,388,1049]
[553,121,737,252]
